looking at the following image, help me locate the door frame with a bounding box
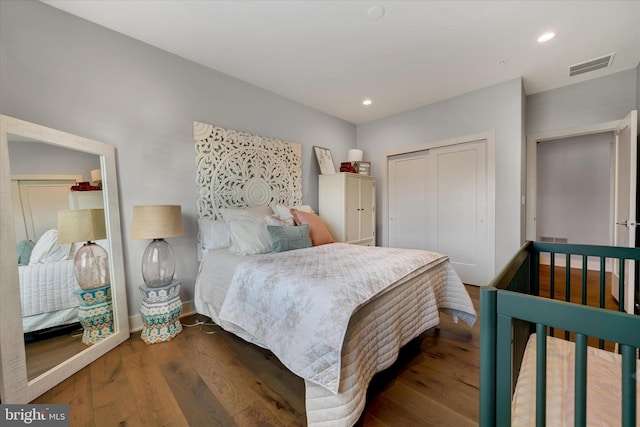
[382,131,496,283]
[525,120,621,242]
[11,174,83,242]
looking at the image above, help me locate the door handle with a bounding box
[615,220,640,227]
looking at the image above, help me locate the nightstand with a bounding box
[74,284,114,346]
[138,280,183,344]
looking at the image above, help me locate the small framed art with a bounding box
[314,146,336,174]
[356,161,370,175]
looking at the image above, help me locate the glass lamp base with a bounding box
[74,242,110,290]
[142,239,175,288]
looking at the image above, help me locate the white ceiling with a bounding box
[43,0,640,125]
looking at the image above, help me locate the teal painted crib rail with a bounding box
[480,241,640,427]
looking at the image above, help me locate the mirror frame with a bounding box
[0,115,129,403]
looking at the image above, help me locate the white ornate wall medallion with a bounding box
[193,121,303,220]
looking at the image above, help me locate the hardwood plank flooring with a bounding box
[32,286,481,426]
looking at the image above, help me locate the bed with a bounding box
[18,229,82,334]
[192,122,477,426]
[20,259,80,333]
[480,241,640,426]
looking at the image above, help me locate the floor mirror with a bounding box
[0,115,129,403]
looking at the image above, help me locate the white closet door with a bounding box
[429,141,488,285]
[388,140,489,285]
[388,152,429,249]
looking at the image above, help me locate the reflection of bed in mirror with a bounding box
[0,115,129,404]
[10,141,105,336]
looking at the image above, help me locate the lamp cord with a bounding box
[181,318,221,335]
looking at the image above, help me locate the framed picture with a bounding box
[314,146,336,174]
[356,161,371,175]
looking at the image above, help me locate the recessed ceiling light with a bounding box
[362,99,373,106]
[537,32,556,43]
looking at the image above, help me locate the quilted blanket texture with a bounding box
[218,243,476,395]
[19,259,79,317]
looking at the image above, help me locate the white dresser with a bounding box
[319,173,375,246]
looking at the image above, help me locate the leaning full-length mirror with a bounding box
[0,115,129,403]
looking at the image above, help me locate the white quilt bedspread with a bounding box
[19,259,79,317]
[218,243,476,395]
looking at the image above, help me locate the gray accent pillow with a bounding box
[267,224,312,253]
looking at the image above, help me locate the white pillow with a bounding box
[29,229,71,265]
[221,205,273,223]
[271,204,315,226]
[198,218,231,250]
[263,215,288,226]
[228,220,271,255]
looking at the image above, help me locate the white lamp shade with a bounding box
[347,149,363,163]
[131,205,184,239]
[90,169,102,184]
[57,209,106,243]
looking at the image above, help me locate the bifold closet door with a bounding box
[388,140,488,285]
[388,151,429,250]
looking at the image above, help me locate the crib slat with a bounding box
[550,252,555,337]
[621,344,637,427]
[575,333,587,427]
[618,259,625,312]
[565,254,571,341]
[581,255,587,305]
[535,325,547,427]
[598,257,606,349]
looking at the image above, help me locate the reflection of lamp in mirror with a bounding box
[131,205,184,288]
[90,168,102,189]
[57,209,110,290]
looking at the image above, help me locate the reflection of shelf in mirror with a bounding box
[68,190,103,210]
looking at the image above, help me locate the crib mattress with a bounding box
[512,334,640,426]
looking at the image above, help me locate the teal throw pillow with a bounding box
[17,239,35,266]
[267,224,312,253]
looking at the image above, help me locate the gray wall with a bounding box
[526,68,638,135]
[536,132,613,246]
[8,140,101,182]
[0,0,356,316]
[357,78,525,274]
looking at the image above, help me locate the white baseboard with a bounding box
[539,253,613,272]
[128,299,196,333]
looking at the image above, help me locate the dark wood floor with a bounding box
[33,286,481,426]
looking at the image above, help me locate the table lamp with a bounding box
[131,205,184,288]
[57,209,110,290]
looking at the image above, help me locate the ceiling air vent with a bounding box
[569,53,615,77]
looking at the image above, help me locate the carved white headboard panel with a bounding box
[194,121,302,220]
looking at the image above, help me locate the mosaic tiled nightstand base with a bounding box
[74,284,114,346]
[139,280,183,344]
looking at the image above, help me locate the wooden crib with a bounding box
[480,241,640,426]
